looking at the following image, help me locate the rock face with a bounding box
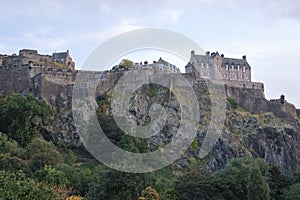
[36,70,300,173]
[97,81,300,174]
[209,111,300,173]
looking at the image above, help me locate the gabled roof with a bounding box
[222,57,250,67]
[192,55,209,64]
[191,52,250,68]
[53,52,68,59]
[157,57,170,66]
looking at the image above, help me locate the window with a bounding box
[201,63,204,68]
[243,66,246,72]
[231,65,234,71]
[159,64,163,71]
[241,75,243,79]
[207,72,210,77]
[235,74,238,79]
[226,64,229,71]
[224,74,227,78]
[206,63,209,68]
[229,74,232,78]
[237,65,240,72]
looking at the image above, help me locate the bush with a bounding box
[0,170,60,199]
[0,94,53,147]
[0,154,29,173]
[0,132,24,157]
[228,97,238,109]
[25,138,63,171]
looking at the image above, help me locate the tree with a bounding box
[33,166,70,186]
[25,138,63,171]
[86,166,148,200]
[247,163,271,200]
[138,186,159,200]
[0,131,24,157]
[0,94,53,147]
[175,165,221,200]
[119,59,134,68]
[283,183,300,200]
[161,189,179,200]
[0,170,60,199]
[268,165,288,199]
[0,154,29,173]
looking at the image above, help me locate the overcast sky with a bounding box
[1,0,300,107]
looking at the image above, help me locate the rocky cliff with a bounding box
[38,71,300,174]
[95,77,300,174]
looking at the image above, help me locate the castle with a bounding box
[0,48,299,141]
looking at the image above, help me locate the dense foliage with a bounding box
[0,94,52,146]
[0,93,299,199]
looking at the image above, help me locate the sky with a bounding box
[1,0,300,107]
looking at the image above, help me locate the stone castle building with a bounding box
[186,50,251,82]
[0,48,299,141]
[112,57,181,74]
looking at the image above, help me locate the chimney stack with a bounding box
[206,51,210,57]
[221,54,224,58]
[191,50,195,57]
[242,55,247,61]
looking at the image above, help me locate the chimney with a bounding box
[242,55,247,61]
[206,51,210,57]
[221,54,224,58]
[191,50,195,57]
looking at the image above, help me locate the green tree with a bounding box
[0,94,53,147]
[33,166,69,186]
[25,138,63,171]
[0,170,60,199]
[54,163,93,196]
[86,166,148,200]
[283,183,300,200]
[119,59,134,68]
[0,131,24,157]
[247,163,271,200]
[161,189,179,200]
[268,165,288,199]
[0,154,29,173]
[175,165,220,200]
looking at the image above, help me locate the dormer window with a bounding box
[226,64,229,71]
[237,65,240,72]
[231,65,234,71]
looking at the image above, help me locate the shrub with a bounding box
[228,97,238,109]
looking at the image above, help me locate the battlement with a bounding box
[0,49,75,70]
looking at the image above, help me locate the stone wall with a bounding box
[2,52,52,66]
[226,85,297,119]
[223,80,264,92]
[0,65,31,94]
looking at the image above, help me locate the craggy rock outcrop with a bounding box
[39,71,300,173]
[103,82,300,173]
[209,111,300,173]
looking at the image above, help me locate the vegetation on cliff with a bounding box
[0,87,300,199]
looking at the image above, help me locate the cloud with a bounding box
[83,20,144,42]
[155,9,183,26]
